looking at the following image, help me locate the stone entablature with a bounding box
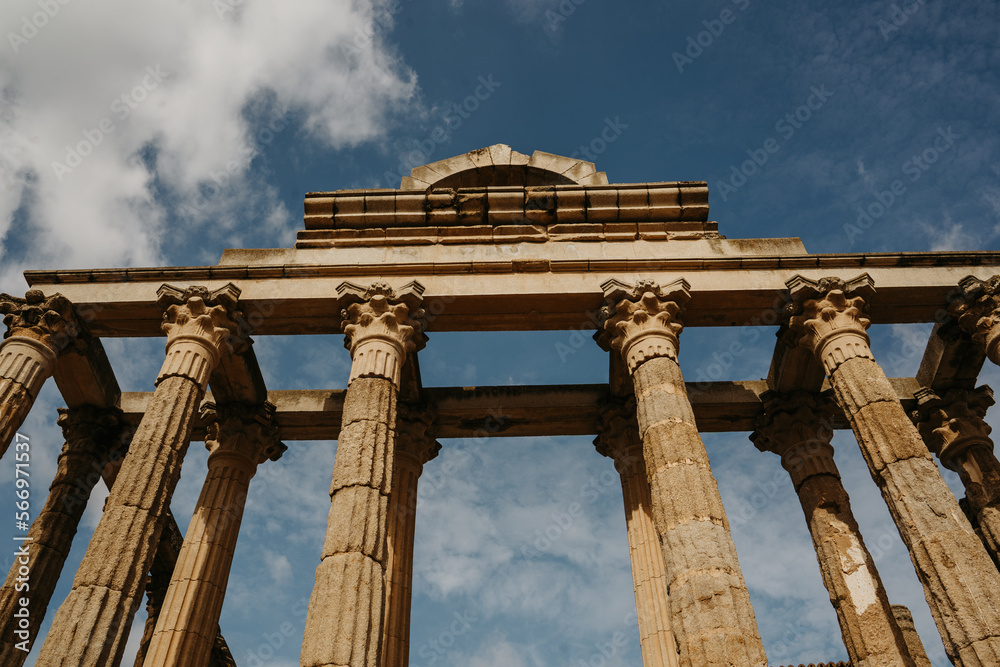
[298,181,712,248]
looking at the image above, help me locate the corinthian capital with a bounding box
[751,390,839,489]
[912,386,994,472]
[156,284,244,387]
[396,403,440,465]
[783,274,875,374]
[0,289,81,354]
[594,398,642,475]
[337,281,426,387]
[597,278,690,373]
[57,405,130,457]
[949,275,1000,364]
[201,401,286,470]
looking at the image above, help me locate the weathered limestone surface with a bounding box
[599,278,767,667]
[595,401,679,667]
[891,605,933,667]
[752,391,914,667]
[382,407,439,667]
[0,290,80,459]
[786,275,1000,666]
[143,401,285,667]
[132,567,172,667]
[35,284,242,667]
[914,386,1000,569]
[0,406,129,665]
[950,275,1000,366]
[301,282,423,667]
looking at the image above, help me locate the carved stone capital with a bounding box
[201,401,286,472]
[597,278,690,373]
[949,275,1000,364]
[0,290,81,353]
[594,398,642,475]
[396,404,440,465]
[338,281,426,388]
[912,385,994,472]
[56,405,130,465]
[751,390,840,489]
[156,284,244,388]
[783,274,875,375]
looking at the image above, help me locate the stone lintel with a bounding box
[51,336,121,409]
[767,336,827,393]
[118,378,923,440]
[209,343,269,405]
[916,321,987,392]
[23,259,1000,336]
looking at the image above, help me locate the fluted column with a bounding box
[301,281,424,667]
[382,406,440,667]
[36,284,244,667]
[891,605,933,667]
[132,571,171,667]
[595,400,679,667]
[597,278,767,667]
[913,386,1000,569]
[784,274,1000,665]
[0,290,80,459]
[751,391,914,667]
[0,406,129,665]
[144,401,286,667]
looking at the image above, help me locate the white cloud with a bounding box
[0,0,417,291]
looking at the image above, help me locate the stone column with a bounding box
[751,391,915,667]
[597,278,767,667]
[784,274,1000,665]
[891,605,934,667]
[36,284,243,667]
[382,406,440,667]
[913,386,1000,569]
[594,400,679,667]
[301,281,424,667]
[0,291,80,459]
[0,406,129,665]
[132,571,171,667]
[143,401,286,667]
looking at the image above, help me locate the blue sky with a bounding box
[1,0,999,665]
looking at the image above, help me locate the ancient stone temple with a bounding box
[2,143,999,667]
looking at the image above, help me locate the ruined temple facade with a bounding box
[2,144,1000,666]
